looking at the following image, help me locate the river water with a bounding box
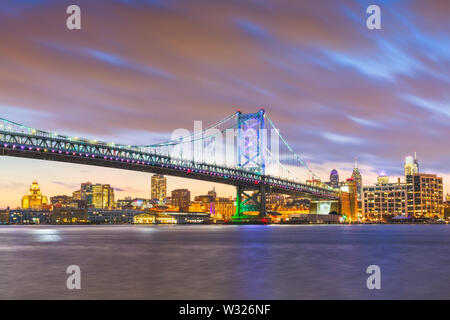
[0,224,448,299]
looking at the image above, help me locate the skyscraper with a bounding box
[91,184,115,209]
[351,159,362,198]
[151,174,167,202]
[329,169,339,188]
[404,153,419,176]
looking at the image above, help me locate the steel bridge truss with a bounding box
[0,113,340,219]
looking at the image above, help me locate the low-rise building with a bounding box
[9,210,51,224]
[88,209,142,224]
[51,207,88,224]
[134,213,156,224]
[0,209,9,224]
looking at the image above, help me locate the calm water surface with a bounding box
[0,224,448,299]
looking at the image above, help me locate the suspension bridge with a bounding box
[0,109,342,221]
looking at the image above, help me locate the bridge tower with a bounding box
[232,108,268,221]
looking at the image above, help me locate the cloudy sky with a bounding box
[0,0,449,207]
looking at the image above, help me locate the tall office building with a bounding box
[81,183,115,209]
[406,173,443,217]
[351,159,362,198]
[329,169,339,188]
[404,153,419,176]
[151,174,167,202]
[340,178,358,221]
[73,182,92,202]
[171,189,191,212]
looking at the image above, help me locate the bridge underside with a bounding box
[1,147,337,199]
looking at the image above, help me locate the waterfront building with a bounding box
[134,213,156,224]
[151,174,167,202]
[406,173,444,217]
[9,210,50,224]
[351,159,362,199]
[0,209,9,224]
[214,198,236,220]
[50,195,73,206]
[21,181,48,209]
[155,213,177,224]
[51,208,88,224]
[404,153,419,176]
[362,181,408,219]
[166,212,210,224]
[329,169,339,189]
[88,209,141,224]
[171,189,191,212]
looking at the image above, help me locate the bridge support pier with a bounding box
[232,184,267,221]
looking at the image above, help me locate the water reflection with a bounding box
[31,228,62,242]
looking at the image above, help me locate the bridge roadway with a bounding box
[0,129,339,201]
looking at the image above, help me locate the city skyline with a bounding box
[0,0,449,207]
[1,153,447,209]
